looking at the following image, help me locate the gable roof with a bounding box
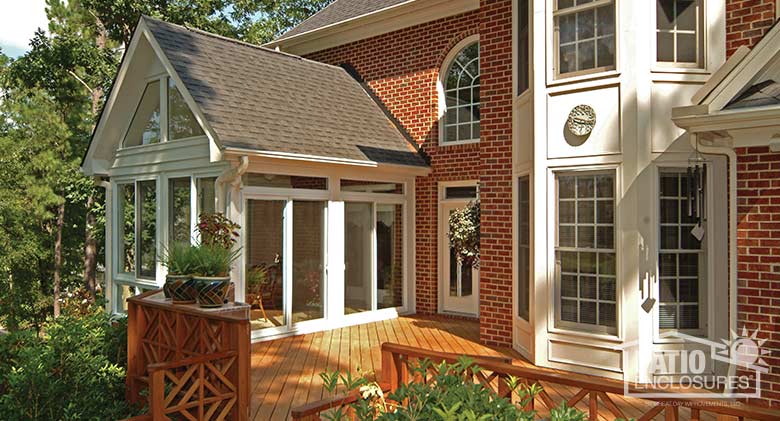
[725,80,780,110]
[140,17,426,167]
[277,0,410,41]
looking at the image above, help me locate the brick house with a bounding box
[82,0,780,407]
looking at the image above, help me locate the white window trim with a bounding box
[437,34,481,147]
[546,165,623,341]
[651,162,724,344]
[549,0,619,83]
[652,0,706,70]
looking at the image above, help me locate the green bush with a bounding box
[319,357,587,421]
[0,309,138,420]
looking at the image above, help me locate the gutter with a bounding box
[690,134,738,386]
[216,156,249,213]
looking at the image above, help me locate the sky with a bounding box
[0,0,49,58]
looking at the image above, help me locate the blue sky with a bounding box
[0,0,49,58]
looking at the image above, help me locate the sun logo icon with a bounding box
[716,327,771,369]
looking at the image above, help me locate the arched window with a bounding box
[439,36,480,145]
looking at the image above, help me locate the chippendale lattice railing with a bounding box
[292,342,780,421]
[126,290,250,421]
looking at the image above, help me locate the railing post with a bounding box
[150,369,165,421]
[665,405,679,421]
[498,374,511,401]
[588,391,598,421]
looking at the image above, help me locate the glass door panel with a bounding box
[345,203,373,314]
[246,200,286,331]
[377,204,403,309]
[292,201,327,323]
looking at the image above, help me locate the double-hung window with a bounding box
[556,172,617,333]
[656,0,703,67]
[658,170,705,332]
[554,0,616,79]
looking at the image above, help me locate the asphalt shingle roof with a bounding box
[144,17,426,167]
[725,80,780,110]
[277,0,409,40]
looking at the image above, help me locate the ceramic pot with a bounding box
[168,275,197,304]
[194,276,231,308]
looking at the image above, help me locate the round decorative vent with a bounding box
[566,105,596,137]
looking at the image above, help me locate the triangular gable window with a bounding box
[168,78,205,140]
[124,80,161,147]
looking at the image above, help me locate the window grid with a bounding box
[658,171,703,331]
[443,42,480,143]
[556,173,617,331]
[518,177,530,320]
[554,0,616,77]
[656,0,701,65]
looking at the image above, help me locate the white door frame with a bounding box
[438,181,480,316]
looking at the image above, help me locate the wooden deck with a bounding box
[248,316,718,420]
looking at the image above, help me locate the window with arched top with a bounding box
[439,36,480,145]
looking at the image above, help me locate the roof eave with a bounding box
[264,0,479,56]
[673,105,780,134]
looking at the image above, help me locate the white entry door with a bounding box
[440,201,479,316]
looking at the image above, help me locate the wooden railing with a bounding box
[126,290,250,421]
[292,342,780,421]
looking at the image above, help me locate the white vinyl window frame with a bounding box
[552,0,617,80]
[654,0,705,68]
[551,168,619,337]
[517,175,532,321]
[654,166,710,339]
[437,35,481,146]
[120,75,206,150]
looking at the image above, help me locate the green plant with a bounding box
[160,241,196,275]
[0,308,140,420]
[317,357,589,421]
[191,243,241,277]
[448,201,480,268]
[197,213,240,250]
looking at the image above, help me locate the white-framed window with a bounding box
[517,176,531,321]
[122,76,204,148]
[553,0,616,79]
[517,0,531,95]
[658,169,706,333]
[439,36,480,145]
[656,0,703,67]
[555,171,617,333]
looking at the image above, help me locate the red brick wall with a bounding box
[306,12,482,317]
[476,0,514,347]
[736,146,780,408]
[306,5,516,346]
[727,0,777,57]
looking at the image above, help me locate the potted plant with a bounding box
[160,242,198,303]
[191,243,241,308]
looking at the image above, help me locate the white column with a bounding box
[327,200,345,320]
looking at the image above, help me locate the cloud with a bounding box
[0,0,49,57]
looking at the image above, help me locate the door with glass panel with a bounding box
[245,198,326,337]
[440,199,479,316]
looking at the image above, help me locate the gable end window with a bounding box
[123,77,204,148]
[440,38,480,145]
[554,0,616,79]
[656,0,703,66]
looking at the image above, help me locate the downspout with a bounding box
[690,134,738,380]
[95,177,112,314]
[216,156,249,214]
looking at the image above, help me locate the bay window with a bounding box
[518,176,530,321]
[555,172,617,333]
[656,0,703,66]
[658,170,705,332]
[137,180,157,280]
[554,0,616,78]
[168,177,191,244]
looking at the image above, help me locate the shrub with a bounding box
[0,308,139,420]
[197,213,240,249]
[319,357,587,421]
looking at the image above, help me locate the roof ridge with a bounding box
[141,15,347,73]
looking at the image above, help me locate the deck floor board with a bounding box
[249,316,714,420]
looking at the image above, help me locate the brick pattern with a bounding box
[736,146,780,408]
[306,12,482,317]
[476,0,514,347]
[726,0,777,57]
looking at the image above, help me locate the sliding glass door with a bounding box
[246,198,326,336]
